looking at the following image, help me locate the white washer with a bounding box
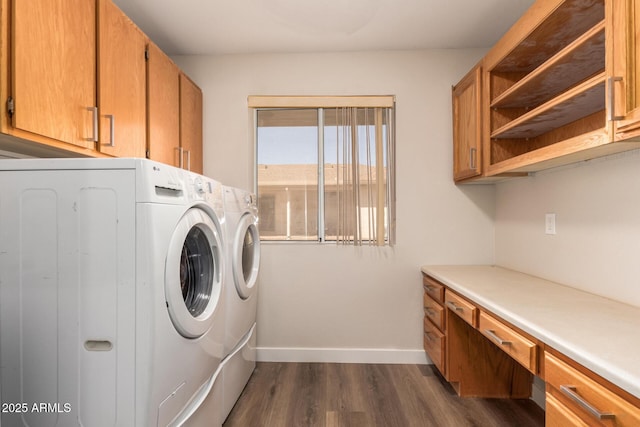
[220,185,261,421]
[0,158,225,427]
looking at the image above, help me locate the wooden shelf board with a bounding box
[491,73,605,139]
[485,130,640,176]
[492,21,605,109]
[493,0,604,73]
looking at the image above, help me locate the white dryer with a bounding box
[0,158,225,427]
[220,185,261,421]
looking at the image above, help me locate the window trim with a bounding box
[248,95,395,109]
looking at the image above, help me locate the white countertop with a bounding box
[420,265,640,400]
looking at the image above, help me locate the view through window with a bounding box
[253,97,396,246]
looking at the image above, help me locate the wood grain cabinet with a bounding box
[2,0,98,154]
[179,74,204,174]
[452,65,482,182]
[478,311,538,374]
[97,0,147,158]
[422,273,533,398]
[422,275,446,376]
[0,0,202,166]
[545,352,640,427]
[611,0,640,140]
[147,42,181,168]
[147,45,204,173]
[421,267,640,423]
[454,0,640,182]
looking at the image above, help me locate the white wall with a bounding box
[495,149,640,308]
[174,50,496,362]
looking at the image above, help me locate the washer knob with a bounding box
[194,178,205,193]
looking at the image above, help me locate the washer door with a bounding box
[232,213,260,300]
[166,208,223,338]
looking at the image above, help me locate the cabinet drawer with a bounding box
[545,352,640,427]
[422,274,444,303]
[423,293,445,331]
[545,392,589,427]
[444,290,477,327]
[423,317,445,375]
[479,311,537,373]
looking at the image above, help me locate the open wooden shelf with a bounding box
[491,72,605,139]
[453,0,640,183]
[491,21,605,109]
[491,0,605,75]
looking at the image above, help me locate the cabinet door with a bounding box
[147,42,180,167]
[179,74,203,174]
[612,0,640,139]
[97,0,146,158]
[452,65,482,182]
[13,0,96,148]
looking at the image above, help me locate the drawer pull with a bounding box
[424,285,436,292]
[560,385,615,420]
[424,332,436,342]
[424,308,436,316]
[446,301,464,312]
[484,329,511,346]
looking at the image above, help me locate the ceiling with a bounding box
[112,0,536,56]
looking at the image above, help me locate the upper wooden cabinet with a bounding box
[455,0,640,182]
[4,0,97,152]
[147,42,181,168]
[147,47,204,174]
[179,74,204,174]
[0,0,202,167]
[452,65,482,182]
[97,0,147,158]
[612,0,640,140]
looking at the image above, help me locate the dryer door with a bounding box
[165,207,223,338]
[232,213,261,300]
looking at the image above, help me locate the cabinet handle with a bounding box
[446,301,464,312]
[87,106,98,142]
[424,307,436,317]
[484,329,511,346]
[104,114,115,147]
[424,331,435,342]
[184,150,191,171]
[176,147,184,168]
[560,385,615,420]
[607,76,624,121]
[469,147,477,170]
[424,285,436,292]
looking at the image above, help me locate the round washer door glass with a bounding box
[233,213,260,299]
[166,208,223,338]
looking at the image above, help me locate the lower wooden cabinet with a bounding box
[423,275,446,377]
[479,311,538,374]
[545,352,640,427]
[545,392,589,427]
[422,273,533,398]
[420,267,640,425]
[423,317,445,375]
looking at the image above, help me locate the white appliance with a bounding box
[220,185,261,421]
[0,158,226,427]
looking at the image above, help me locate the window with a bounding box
[250,96,396,246]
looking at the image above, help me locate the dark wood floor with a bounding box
[223,363,544,427]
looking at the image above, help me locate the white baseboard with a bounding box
[256,347,430,364]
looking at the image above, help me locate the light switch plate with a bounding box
[545,213,556,235]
